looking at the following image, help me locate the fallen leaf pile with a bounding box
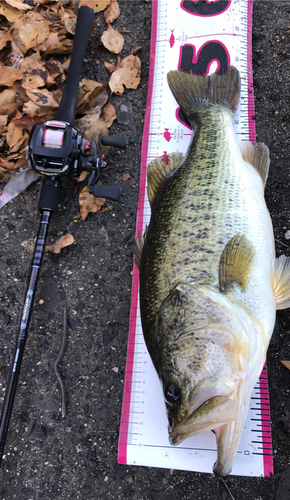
[0,0,141,200]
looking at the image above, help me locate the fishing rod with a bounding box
[0,4,129,464]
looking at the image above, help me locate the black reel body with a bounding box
[27,120,85,177]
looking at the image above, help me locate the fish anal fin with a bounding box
[219,234,255,293]
[147,152,184,206]
[272,255,290,310]
[134,226,148,270]
[240,141,270,188]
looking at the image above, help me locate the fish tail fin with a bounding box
[167,66,240,125]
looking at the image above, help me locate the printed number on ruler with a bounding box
[154,0,251,151]
[181,0,232,17]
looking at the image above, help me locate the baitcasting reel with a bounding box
[27,119,128,202]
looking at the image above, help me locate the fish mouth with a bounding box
[169,395,238,445]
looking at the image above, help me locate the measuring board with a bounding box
[118,0,273,477]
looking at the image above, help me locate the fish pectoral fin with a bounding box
[239,141,270,188]
[219,234,256,293]
[271,255,290,310]
[134,226,148,270]
[147,153,184,206]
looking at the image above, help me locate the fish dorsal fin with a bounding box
[147,152,184,206]
[134,225,148,270]
[239,141,270,188]
[271,255,290,309]
[219,234,256,293]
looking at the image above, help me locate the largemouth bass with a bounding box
[135,66,290,476]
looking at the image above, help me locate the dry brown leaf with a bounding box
[12,81,29,107]
[6,122,24,148]
[11,113,50,131]
[0,2,22,22]
[35,32,60,53]
[0,30,12,50]
[101,101,117,127]
[0,116,8,128]
[109,67,140,95]
[34,0,61,5]
[15,154,28,168]
[122,173,131,181]
[64,17,76,35]
[73,171,88,183]
[43,38,73,55]
[0,102,19,117]
[47,1,65,18]
[120,53,141,74]
[81,78,101,92]
[25,88,59,108]
[104,60,118,73]
[62,56,71,71]
[77,84,108,114]
[5,0,32,10]
[281,360,290,370]
[101,24,124,54]
[79,0,110,13]
[0,157,18,170]
[63,7,77,21]
[79,184,105,221]
[0,89,16,106]
[11,14,50,55]
[75,109,102,133]
[46,233,75,254]
[104,0,120,24]
[0,167,14,183]
[10,135,29,154]
[19,51,45,74]
[0,66,23,87]
[45,59,65,85]
[21,74,45,89]
[86,118,109,144]
[22,100,55,117]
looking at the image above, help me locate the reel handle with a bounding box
[56,5,95,125]
[92,183,121,201]
[101,136,129,149]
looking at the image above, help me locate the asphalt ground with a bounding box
[0,1,290,499]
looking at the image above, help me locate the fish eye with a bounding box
[164,384,181,406]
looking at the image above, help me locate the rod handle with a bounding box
[56,5,95,125]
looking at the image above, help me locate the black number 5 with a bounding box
[178,41,230,75]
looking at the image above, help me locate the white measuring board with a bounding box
[119,0,273,477]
